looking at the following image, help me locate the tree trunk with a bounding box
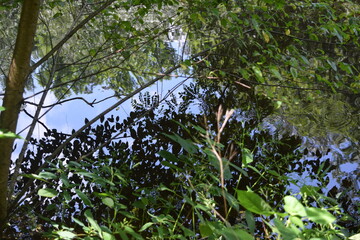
[0,0,40,229]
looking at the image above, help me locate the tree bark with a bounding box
[0,0,41,229]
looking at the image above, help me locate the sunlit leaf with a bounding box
[222,228,254,240]
[306,207,336,225]
[139,222,154,232]
[38,188,58,198]
[236,190,272,216]
[84,209,102,233]
[262,31,270,43]
[56,231,77,239]
[284,196,306,217]
[39,171,58,180]
[252,66,264,83]
[103,232,116,240]
[290,216,304,228]
[102,197,114,208]
[242,148,253,167]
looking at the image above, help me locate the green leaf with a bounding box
[290,67,298,78]
[0,130,22,139]
[139,222,154,232]
[242,148,253,167]
[224,191,239,211]
[273,218,299,239]
[38,188,58,198]
[119,211,136,219]
[300,185,320,197]
[68,161,82,168]
[236,190,272,216]
[180,63,189,71]
[199,222,213,237]
[299,55,310,65]
[269,66,283,80]
[75,189,93,206]
[22,173,50,183]
[283,196,306,217]
[239,68,249,79]
[158,150,181,170]
[75,171,98,179]
[158,150,179,162]
[290,216,304,228]
[60,173,70,188]
[262,30,270,43]
[245,211,255,234]
[327,59,337,71]
[222,228,254,240]
[102,197,114,208]
[349,233,360,240]
[56,231,77,239]
[161,160,180,170]
[39,171,58,180]
[305,207,336,225]
[89,49,97,57]
[252,66,264,83]
[72,217,86,228]
[103,232,116,240]
[162,133,197,154]
[84,209,102,233]
[63,191,71,201]
[339,62,353,74]
[251,16,260,34]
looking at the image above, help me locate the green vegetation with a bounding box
[0,0,359,238]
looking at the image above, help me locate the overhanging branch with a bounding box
[30,0,115,72]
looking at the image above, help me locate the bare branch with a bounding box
[24,96,96,108]
[22,108,50,133]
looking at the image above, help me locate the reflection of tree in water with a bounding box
[283,94,359,140]
[263,93,360,228]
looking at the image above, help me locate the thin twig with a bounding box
[24,97,96,109]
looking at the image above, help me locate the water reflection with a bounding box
[263,94,360,225]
